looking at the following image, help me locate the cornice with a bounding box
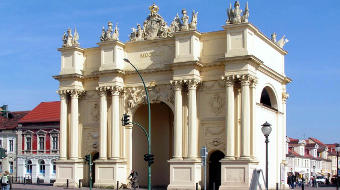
[97,40,125,48]
[216,55,291,84]
[174,30,202,38]
[92,69,125,76]
[53,73,83,81]
[125,35,175,46]
[167,60,203,70]
[57,46,84,53]
[223,23,288,55]
[124,67,172,75]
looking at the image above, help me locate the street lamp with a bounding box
[335,143,340,190]
[261,121,272,190]
[123,58,152,190]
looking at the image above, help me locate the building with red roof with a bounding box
[16,101,60,184]
[286,136,334,181]
[0,108,29,177]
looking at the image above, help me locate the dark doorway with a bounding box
[209,150,225,190]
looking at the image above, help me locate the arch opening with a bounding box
[260,86,278,110]
[209,150,225,190]
[132,102,173,188]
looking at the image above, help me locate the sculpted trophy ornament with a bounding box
[271,32,289,48]
[129,3,198,42]
[62,28,80,47]
[100,21,119,41]
[226,1,249,24]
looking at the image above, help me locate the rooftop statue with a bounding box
[226,1,249,24]
[129,3,198,42]
[62,28,80,47]
[100,21,119,41]
[271,32,289,48]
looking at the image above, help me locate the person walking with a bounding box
[1,171,11,190]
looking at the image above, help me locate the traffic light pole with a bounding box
[123,58,152,190]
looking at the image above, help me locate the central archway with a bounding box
[209,150,225,190]
[132,102,173,188]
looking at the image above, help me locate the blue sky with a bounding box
[0,1,339,143]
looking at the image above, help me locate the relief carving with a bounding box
[209,93,224,115]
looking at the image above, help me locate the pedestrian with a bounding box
[128,170,139,190]
[287,173,292,189]
[291,174,296,189]
[1,171,11,190]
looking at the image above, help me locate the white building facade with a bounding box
[54,2,291,189]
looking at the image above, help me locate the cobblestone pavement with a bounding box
[11,184,339,190]
[12,184,166,190]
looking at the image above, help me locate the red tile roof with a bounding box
[308,137,326,147]
[19,101,60,123]
[288,137,299,144]
[0,111,30,129]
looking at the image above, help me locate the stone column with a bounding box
[223,76,235,160]
[70,90,80,160]
[98,87,108,159]
[58,91,68,160]
[240,75,250,159]
[125,124,133,173]
[171,80,183,159]
[187,79,200,159]
[250,79,257,159]
[110,86,121,159]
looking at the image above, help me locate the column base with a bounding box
[53,159,84,188]
[167,159,202,190]
[93,159,127,188]
[219,159,258,190]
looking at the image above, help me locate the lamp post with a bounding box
[261,121,272,190]
[335,143,340,190]
[123,58,152,190]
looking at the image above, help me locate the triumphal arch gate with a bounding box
[54,2,291,189]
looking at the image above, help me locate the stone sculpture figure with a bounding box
[271,32,277,43]
[100,21,119,41]
[62,28,79,47]
[189,10,198,30]
[112,23,119,40]
[276,35,289,48]
[181,9,189,31]
[169,14,181,33]
[136,24,143,41]
[227,1,249,24]
[129,28,137,41]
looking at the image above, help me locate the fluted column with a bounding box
[110,86,122,159]
[222,76,235,160]
[187,79,200,159]
[98,87,108,159]
[240,75,251,159]
[171,80,183,159]
[70,90,81,160]
[58,91,68,160]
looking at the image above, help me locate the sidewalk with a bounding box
[12,184,166,190]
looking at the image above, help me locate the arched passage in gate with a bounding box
[132,102,173,188]
[209,150,225,189]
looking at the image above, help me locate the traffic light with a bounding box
[85,154,91,162]
[144,153,154,166]
[122,113,130,126]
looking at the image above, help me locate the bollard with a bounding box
[117,181,119,190]
[276,183,279,190]
[66,179,69,188]
[79,179,82,188]
[24,177,26,185]
[213,182,215,190]
[302,182,304,190]
[196,182,198,190]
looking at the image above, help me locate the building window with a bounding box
[26,160,32,174]
[39,160,45,175]
[39,137,44,151]
[9,162,13,173]
[26,137,31,151]
[9,139,13,152]
[0,162,2,173]
[0,139,2,148]
[52,136,58,150]
[52,160,56,173]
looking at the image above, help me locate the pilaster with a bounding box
[97,87,108,160]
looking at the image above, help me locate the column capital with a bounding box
[221,75,235,87]
[184,79,200,90]
[170,80,183,90]
[110,86,123,96]
[69,89,85,98]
